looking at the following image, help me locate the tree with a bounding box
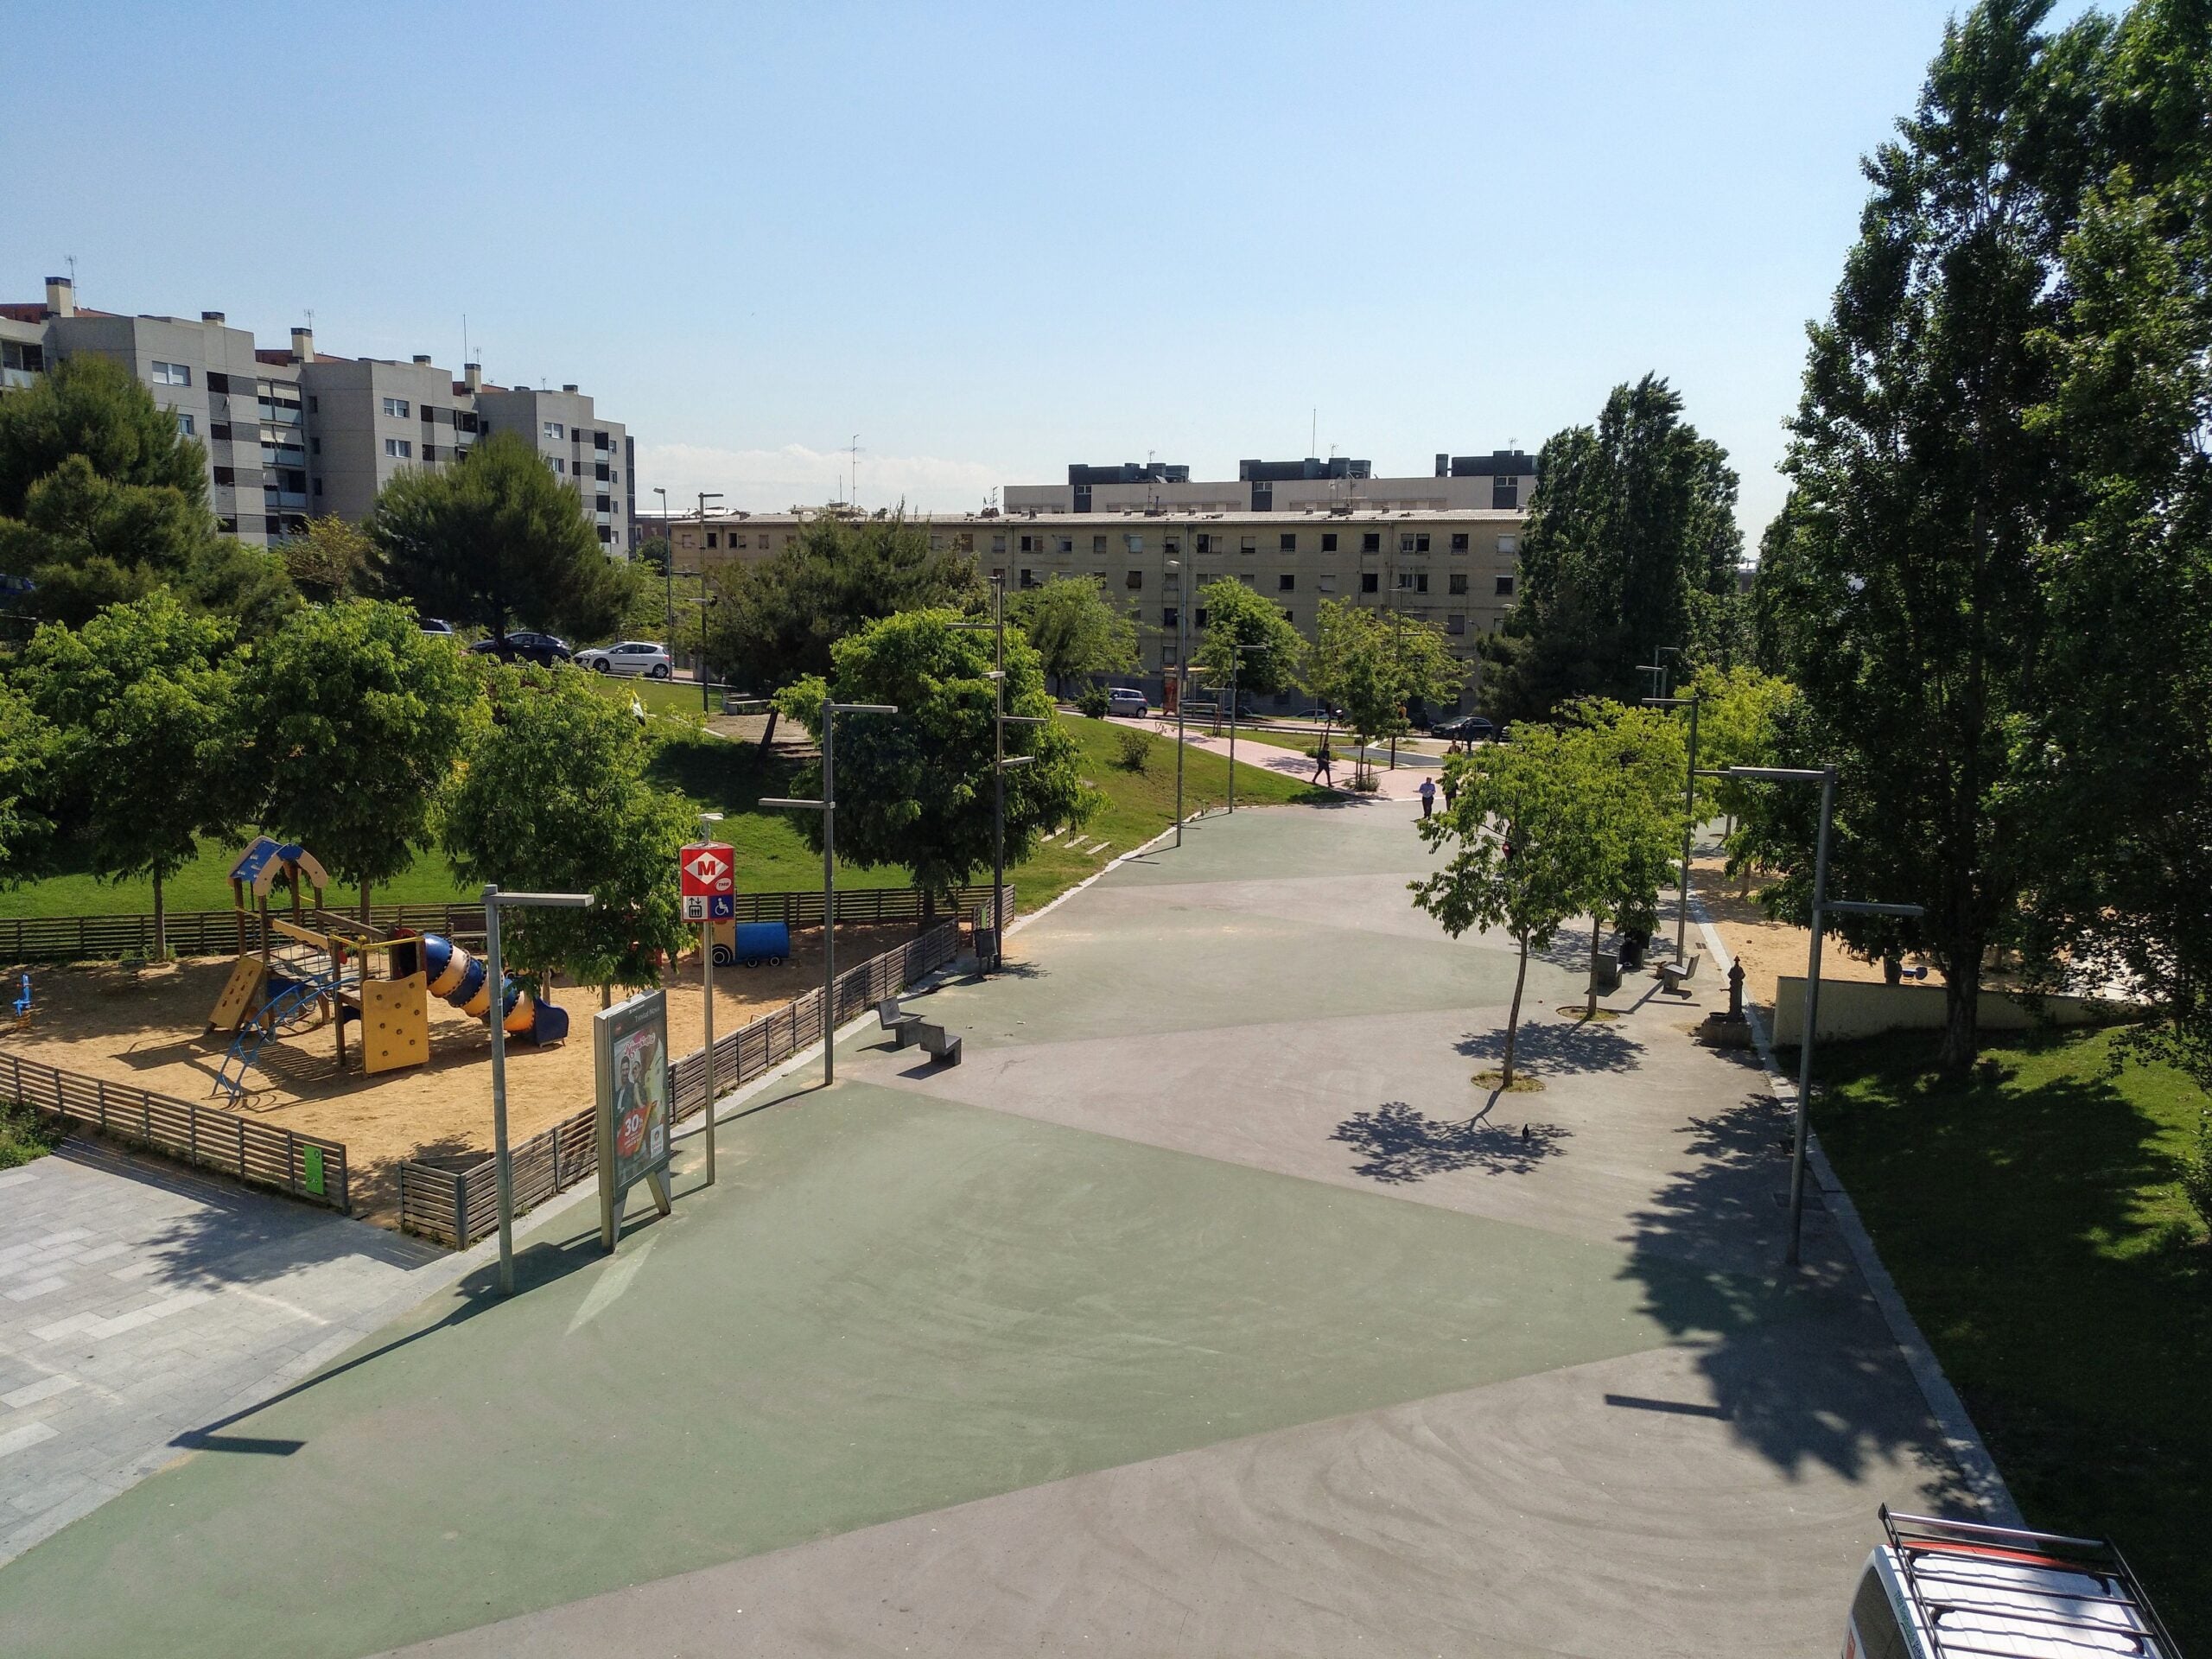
[238,600,484,920]
[276,515,375,604]
[16,594,241,957]
[440,665,692,1001]
[1560,702,1686,1016]
[0,680,56,888]
[1685,662,1796,854]
[1306,600,1466,786]
[1193,577,1304,705]
[368,432,626,647]
[633,537,671,578]
[1753,0,2107,1071]
[1496,374,1744,717]
[1410,725,1603,1086]
[0,353,206,518]
[772,609,1095,917]
[1007,575,1139,696]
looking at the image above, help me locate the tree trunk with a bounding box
[601,983,613,1010]
[153,868,167,962]
[1937,938,1980,1072]
[1587,912,1602,1017]
[360,878,372,927]
[758,707,779,756]
[1501,931,1530,1085]
[922,888,938,925]
[1884,951,1903,986]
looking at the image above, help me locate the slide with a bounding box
[420,934,570,1046]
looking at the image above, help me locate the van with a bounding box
[1843,1509,2175,1659]
[1107,687,1148,716]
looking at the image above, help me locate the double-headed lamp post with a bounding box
[1640,692,1701,962]
[952,578,1044,964]
[761,700,899,1086]
[1698,765,1923,1269]
[481,884,594,1295]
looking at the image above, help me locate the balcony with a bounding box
[262,490,308,511]
[1,367,35,391]
[257,403,302,427]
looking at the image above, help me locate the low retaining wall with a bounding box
[1770,976,2138,1047]
[397,918,968,1249]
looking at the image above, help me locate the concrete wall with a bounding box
[1770,976,2137,1047]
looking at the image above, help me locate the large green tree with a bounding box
[16,593,242,955]
[774,609,1095,918]
[1306,599,1465,786]
[1749,0,2107,1070]
[1497,375,1744,717]
[369,432,626,647]
[238,600,484,920]
[1560,702,1686,1015]
[1007,575,1139,696]
[0,353,206,516]
[1192,576,1304,704]
[440,665,692,1000]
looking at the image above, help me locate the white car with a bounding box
[1107,687,1149,716]
[576,640,672,678]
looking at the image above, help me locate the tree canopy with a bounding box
[369,432,625,645]
[1193,577,1304,701]
[1306,600,1465,784]
[0,353,207,518]
[1007,575,1139,695]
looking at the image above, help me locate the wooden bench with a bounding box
[913,1022,961,1065]
[1657,953,1702,995]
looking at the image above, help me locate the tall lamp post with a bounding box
[692,490,721,696]
[687,591,716,714]
[1223,640,1261,813]
[1700,764,1923,1269]
[1641,692,1702,962]
[953,577,1044,964]
[761,699,899,1086]
[482,884,594,1295]
[653,486,672,642]
[694,809,723,1188]
[1166,556,1192,846]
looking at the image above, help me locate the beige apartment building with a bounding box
[645,490,1527,710]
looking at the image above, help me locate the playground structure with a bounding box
[206,837,566,1098]
[709,919,791,968]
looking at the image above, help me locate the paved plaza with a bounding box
[0,798,1973,1658]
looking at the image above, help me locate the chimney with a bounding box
[412,354,431,365]
[562,383,577,393]
[202,310,226,324]
[464,363,482,391]
[44,276,74,318]
[290,326,315,363]
[1435,453,1448,478]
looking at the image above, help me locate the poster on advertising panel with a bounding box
[594,988,673,1249]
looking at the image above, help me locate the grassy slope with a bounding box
[0,715,1328,921]
[1808,1026,2209,1646]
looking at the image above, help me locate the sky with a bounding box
[1,1,2094,547]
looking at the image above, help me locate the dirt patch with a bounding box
[1,920,920,1226]
[1694,854,1936,1015]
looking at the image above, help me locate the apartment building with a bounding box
[1003,450,1537,516]
[0,278,632,552]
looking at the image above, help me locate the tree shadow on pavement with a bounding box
[1456,1018,1643,1076]
[1331,1100,1571,1183]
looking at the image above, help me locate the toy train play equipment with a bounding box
[709,920,790,968]
[206,837,566,1097]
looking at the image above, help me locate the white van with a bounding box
[1843,1509,2174,1659]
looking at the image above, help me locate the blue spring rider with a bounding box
[11,972,31,1030]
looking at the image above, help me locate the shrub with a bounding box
[2181,1108,2212,1240]
[1077,686,1109,719]
[1114,727,1151,772]
[0,1100,60,1170]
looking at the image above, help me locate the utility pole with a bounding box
[694,490,721,693]
[954,580,1041,962]
[1642,692,1702,962]
[654,486,671,643]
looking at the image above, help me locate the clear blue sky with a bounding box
[3,1,2085,546]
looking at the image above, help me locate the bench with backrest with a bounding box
[912,1021,961,1065]
[1658,953,1702,995]
[879,996,921,1046]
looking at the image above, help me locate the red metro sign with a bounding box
[679,843,734,897]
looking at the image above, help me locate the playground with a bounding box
[0,845,915,1223]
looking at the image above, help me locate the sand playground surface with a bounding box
[3,921,920,1225]
[1694,852,1937,1014]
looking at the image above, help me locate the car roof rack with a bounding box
[1878,1506,2178,1659]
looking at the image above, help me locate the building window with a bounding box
[206,372,229,394]
[1091,534,1107,554]
[1399,533,1414,553]
[1057,537,1073,554]
[1451,532,1470,552]
[1449,572,1468,595]
[1497,536,1518,556]
[543,421,565,441]
[150,360,191,386]
[1239,535,1256,554]
[595,494,612,512]
[265,515,281,536]
[307,436,317,454]
[213,466,235,486]
[1362,532,1381,553]
[1415,533,1431,553]
[1020,569,1035,588]
[211,423,232,442]
[423,444,435,462]
[1125,569,1142,590]
[217,516,238,534]
[385,438,412,459]
[1194,607,1209,629]
[313,479,323,496]
[1492,477,1519,510]
[1321,531,1338,552]
[992,533,1007,554]
[1279,532,1296,552]
[174,412,195,436]
[1164,537,1179,556]
[1019,534,1036,553]
[1196,533,1211,554]
[308,395,318,413]
[1361,572,1380,594]
[382,397,410,418]
[1447,613,1465,635]
[705,531,719,549]
[1238,572,1255,588]
[1496,575,1516,596]
[1277,573,1294,592]
[1162,607,1179,629]
[1319,574,1338,593]
[1125,534,1144,553]
[550,456,566,474]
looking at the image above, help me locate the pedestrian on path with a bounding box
[1441,771,1458,814]
[1418,775,1436,818]
[1312,740,1333,785]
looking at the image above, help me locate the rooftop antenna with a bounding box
[850,434,860,508]
[462,313,470,370]
[65,253,77,286]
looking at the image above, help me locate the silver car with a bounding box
[576,640,672,678]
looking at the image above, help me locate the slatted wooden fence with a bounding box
[3,1049,349,1211]
[397,918,968,1248]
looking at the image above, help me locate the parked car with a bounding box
[467,631,572,668]
[575,640,673,678]
[1106,687,1149,716]
[1435,715,1496,747]
[417,617,456,637]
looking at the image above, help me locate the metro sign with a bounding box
[679,843,734,897]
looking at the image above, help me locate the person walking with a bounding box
[1440,771,1458,814]
[1311,739,1334,786]
[1418,775,1436,819]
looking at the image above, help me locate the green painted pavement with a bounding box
[0,1084,1771,1659]
[1114,799,1446,887]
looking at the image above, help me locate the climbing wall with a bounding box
[360,974,430,1076]
[207,957,269,1032]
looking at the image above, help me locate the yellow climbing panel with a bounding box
[360,973,429,1076]
[207,957,269,1032]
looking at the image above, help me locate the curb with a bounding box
[1684,895,2023,1526]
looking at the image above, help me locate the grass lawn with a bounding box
[1808,1025,2209,1647]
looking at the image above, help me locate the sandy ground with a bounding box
[3,921,921,1224]
[1693,851,1935,1014]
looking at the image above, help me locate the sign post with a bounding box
[594,988,673,1250]
[680,835,734,1184]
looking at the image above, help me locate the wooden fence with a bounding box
[3,1049,349,1211]
[397,917,969,1248]
[0,885,1007,963]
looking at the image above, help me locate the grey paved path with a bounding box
[0,1136,441,1561]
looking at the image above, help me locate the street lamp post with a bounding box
[1700,765,1923,1269]
[761,700,899,1086]
[653,486,672,642]
[1166,556,1191,846]
[1641,693,1702,962]
[687,593,716,714]
[695,809,723,1188]
[953,579,1043,965]
[693,490,721,696]
[481,883,594,1295]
